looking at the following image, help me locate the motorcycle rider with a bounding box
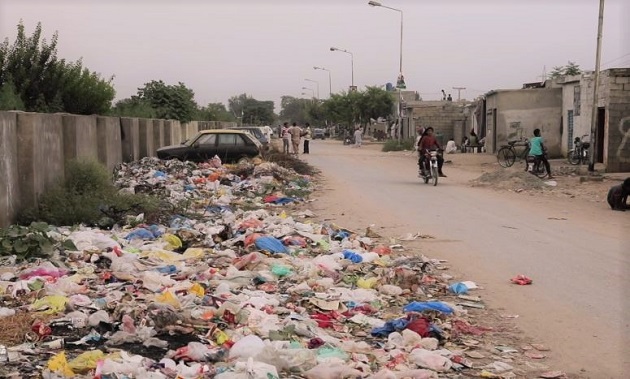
[417,127,446,177]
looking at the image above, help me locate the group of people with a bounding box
[280,122,312,155]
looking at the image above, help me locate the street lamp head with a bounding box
[330,47,337,51]
[314,66,320,70]
[368,1,382,6]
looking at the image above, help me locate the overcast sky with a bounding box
[1,0,628,111]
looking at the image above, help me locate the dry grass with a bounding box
[0,312,55,346]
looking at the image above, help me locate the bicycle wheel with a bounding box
[431,166,439,186]
[568,149,581,165]
[497,147,516,168]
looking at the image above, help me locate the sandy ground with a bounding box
[294,139,630,378]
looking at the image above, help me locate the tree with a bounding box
[279,96,310,124]
[549,61,582,79]
[320,86,394,131]
[228,93,276,125]
[0,21,115,114]
[0,76,25,111]
[136,80,198,123]
[196,102,235,122]
[110,96,156,119]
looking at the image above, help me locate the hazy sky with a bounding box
[1,0,628,111]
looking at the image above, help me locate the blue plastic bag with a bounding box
[342,250,363,263]
[370,317,409,337]
[403,301,454,314]
[125,228,156,240]
[255,236,288,254]
[156,265,178,274]
[449,282,469,294]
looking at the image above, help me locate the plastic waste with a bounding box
[304,363,363,379]
[371,317,409,337]
[228,335,266,360]
[379,284,404,296]
[47,351,75,377]
[449,282,469,294]
[0,307,16,317]
[342,250,363,263]
[408,348,453,372]
[357,277,378,289]
[31,295,69,314]
[20,267,67,280]
[403,301,454,314]
[68,350,105,373]
[254,236,288,254]
[270,264,292,277]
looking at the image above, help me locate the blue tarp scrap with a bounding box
[370,317,410,337]
[403,301,454,314]
[254,236,289,254]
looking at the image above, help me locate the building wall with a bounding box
[0,112,19,228]
[485,88,562,155]
[604,68,630,172]
[406,101,467,143]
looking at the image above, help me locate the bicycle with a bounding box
[568,134,590,165]
[496,138,530,168]
[526,154,549,179]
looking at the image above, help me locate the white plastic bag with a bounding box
[229,335,266,360]
[408,348,452,372]
[304,363,363,379]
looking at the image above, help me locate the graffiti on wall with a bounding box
[616,116,630,163]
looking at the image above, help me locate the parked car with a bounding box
[157,130,262,163]
[229,126,270,150]
[313,128,326,140]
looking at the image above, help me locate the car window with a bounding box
[218,133,246,146]
[195,134,217,145]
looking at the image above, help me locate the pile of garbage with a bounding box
[0,157,558,378]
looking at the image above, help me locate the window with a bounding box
[574,86,581,116]
[195,134,216,145]
[567,110,574,150]
[218,133,245,146]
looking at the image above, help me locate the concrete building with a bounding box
[483,86,563,156]
[558,68,630,172]
[402,100,469,144]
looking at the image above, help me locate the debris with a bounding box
[511,274,533,285]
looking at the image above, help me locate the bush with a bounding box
[382,138,415,152]
[19,159,160,228]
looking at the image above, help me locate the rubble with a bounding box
[0,156,561,378]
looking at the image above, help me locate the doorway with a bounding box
[597,107,605,163]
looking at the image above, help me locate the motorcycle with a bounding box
[419,149,440,186]
[526,154,548,178]
[568,134,590,165]
[343,136,354,145]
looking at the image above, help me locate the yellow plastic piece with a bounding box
[47,351,75,377]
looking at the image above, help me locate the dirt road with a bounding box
[302,140,629,378]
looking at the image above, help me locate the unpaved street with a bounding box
[302,140,629,378]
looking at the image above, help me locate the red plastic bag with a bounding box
[406,317,431,337]
[511,274,533,285]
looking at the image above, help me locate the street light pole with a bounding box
[588,0,605,172]
[368,0,404,141]
[301,86,315,98]
[314,66,332,97]
[305,79,320,100]
[330,47,354,90]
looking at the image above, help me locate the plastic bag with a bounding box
[304,363,363,379]
[229,335,265,360]
[47,351,74,377]
[68,350,105,373]
[408,348,453,372]
[254,236,288,254]
[270,264,292,277]
[357,277,378,289]
[31,295,69,314]
[403,301,453,314]
[449,282,469,294]
[342,250,363,263]
[379,284,403,296]
[155,290,181,309]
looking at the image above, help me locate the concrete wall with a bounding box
[604,68,630,172]
[16,112,65,214]
[485,88,563,155]
[0,112,222,227]
[406,101,467,143]
[121,118,140,163]
[96,116,123,173]
[0,112,19,228]
[62,114,98,164]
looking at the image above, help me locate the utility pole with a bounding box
[588,0,605,172]
[452,87,466,102]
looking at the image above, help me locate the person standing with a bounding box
[289,122,302,156]
[353,127,363,147]
[281,122,290,154]
[303,123,312,154]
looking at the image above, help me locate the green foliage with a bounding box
[0,222,56,262]
[320,86,394,128]
[549,61,582,79]
[229,93,276,125]
[110,96,157,119]
[136,80,198,123]
[197,102,235,122]
[382,138,415,152]
[0,21,115,115]
[19,159,159,228]
[0,77,25,110]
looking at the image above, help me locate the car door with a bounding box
[191,133,217,161]
[217,133,249,162]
